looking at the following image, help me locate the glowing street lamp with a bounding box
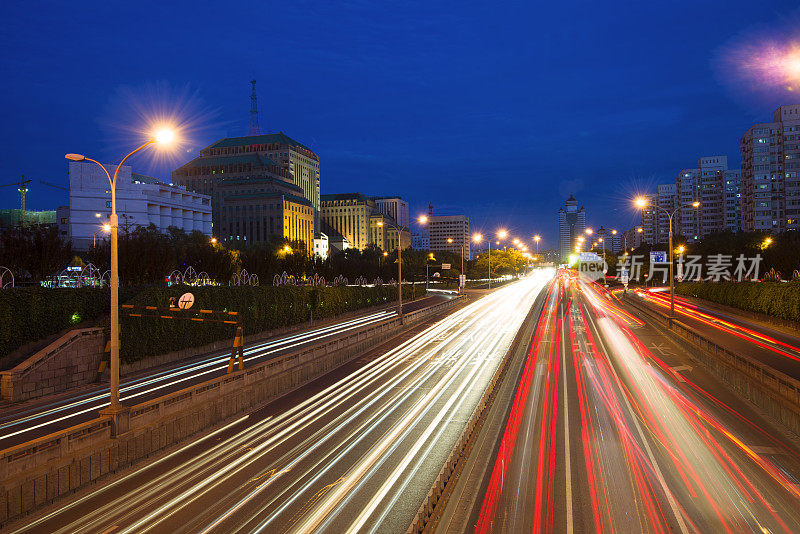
[377,215,428,322]
[66,127,176,424]
[634,196,699,318]
[473,230,505,289]
[533,234,541,254]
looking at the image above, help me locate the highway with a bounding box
[444,271,800,533]
[0,295,448,450]
[634,288,800,379]
[7,272,551,534]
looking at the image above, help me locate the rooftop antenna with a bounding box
[249,79,261,136]
[428,203,433,217]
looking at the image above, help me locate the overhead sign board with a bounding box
[650,251,667,263]
[579,252,601,262]
[441,263,451,270]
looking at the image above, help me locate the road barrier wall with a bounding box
[0,296,464,527]
[0,328,105,403]
[626,295,800,438]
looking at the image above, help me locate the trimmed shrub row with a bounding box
[675,281,800,323]
[116,284,415,362]
[0,287,138,359]
[0,285,414,364]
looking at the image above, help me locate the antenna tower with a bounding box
[249,79,261,136]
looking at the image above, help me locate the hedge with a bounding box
[116,284,415,363]
[675,281,800,323]
[0,287,138,359]
[0,284,414,364]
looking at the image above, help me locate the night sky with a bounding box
[2,1,799,246]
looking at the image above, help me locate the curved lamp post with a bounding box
[635,197,699,318]
[377,215,427,324]
[65,128,175,420]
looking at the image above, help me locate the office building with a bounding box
[596,226,622,253]
[172,132,320,230]
[68,161,211,250]
[427,215,471,260]
[724,170,742,232]
[314,233,329,259]
[320,193,409,252]
[373,197,409,227]
[740,105,800,232]
[557,194,586,260]
[411,231,428,251]
[620,226,643,251]
[0,209,56,228]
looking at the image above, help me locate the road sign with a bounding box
[178,292,195,310]
[579,252,601,262]
[650,251,667,263]
[441,263,451,270]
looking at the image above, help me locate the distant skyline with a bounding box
[1,1,799,246]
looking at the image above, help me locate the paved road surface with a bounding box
[6,273,550,534]
[444,271,800,533]
[0,295,449,450]
[634,288,800,379]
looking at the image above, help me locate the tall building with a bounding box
[319,193,409,252]
[373,197,409,227]
[410,232,428,250]
[427,215,471,260]
[172,146,314,250]
[741,105,800,232]
[724,169,742,232]
[676,156,740,241]
[69,161,211,251]
[621,226,643,251]
[557,194,586,260]
[596,226,621,253]
[172,132,320,229]
[641,184,676,244]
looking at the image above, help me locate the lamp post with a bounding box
[377,215,426,324]
[447,237,466,291]
[473,229,506,289]
[534,235,540,254]
[635,197,699,318]
[65,128,174,420]
[425,253,435,290]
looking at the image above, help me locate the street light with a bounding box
[634,196,699,318]
[447,237,466,286]
[93,223,111,248]
[473,229,505,289]
[376,215,427,323]
[533,234,541,254]
[65,127,176,421]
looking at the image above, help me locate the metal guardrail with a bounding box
[0,295,465,481]
[407,288,548,534]
[626,295,800,435]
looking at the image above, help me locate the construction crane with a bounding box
[40,180,69,192]
[0,176,32,227]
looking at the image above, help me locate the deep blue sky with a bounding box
[2,1,799,246]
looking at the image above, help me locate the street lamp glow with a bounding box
[637,227,643,233]
[283,245,292,253]
[472,233,483,243]
[634,197,648,208]
[210,237,217,244]
[611,229,617,235]
[676,245,685,254]
[101,223,111,232]
[577,236,585,243]
[585,228,593,235]
[497,229,508,239]
[418,215,428,224]
[383,251,388,256]
[154,128,175,145]
[764,237,773,247]
[692,201,701,208]
[447,237,453,243]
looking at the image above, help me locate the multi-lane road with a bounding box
[0,295,449,450]
[7,271,800,533]
[7,272,552,533]
[634,287,800,379]
[442,272,800,533]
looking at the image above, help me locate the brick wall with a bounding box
[0,328,105,403]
